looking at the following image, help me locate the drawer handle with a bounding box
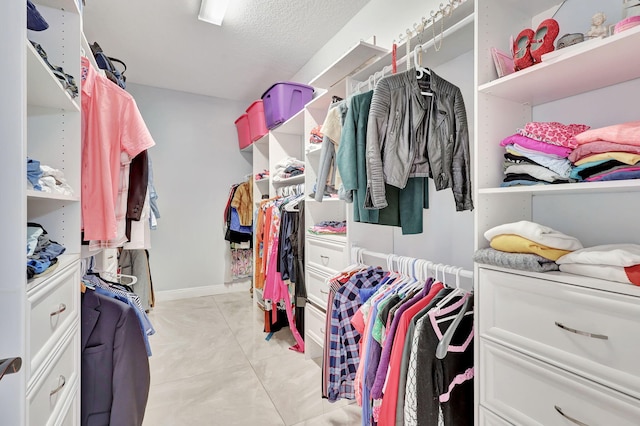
[555,322,608,340]
[50,303,67,317]
[50,375,66,397]
[554,405,590,426]
[320,255,330,265]
[320,328,325,334]
[320,289,329,295]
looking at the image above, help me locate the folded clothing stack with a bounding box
[557,244,640,286]
[500,122,589,187]
[308,220,347,235]
[474,220,583,272]
[27,157,74,196]
[568,120,640,182]
[272,157,304,181]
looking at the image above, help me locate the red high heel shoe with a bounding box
[513,28,534,71]
[530,18,560,63]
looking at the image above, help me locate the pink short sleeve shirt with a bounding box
[81,57,155,241]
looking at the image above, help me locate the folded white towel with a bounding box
[484,220,583,251]
[556,244,640,267]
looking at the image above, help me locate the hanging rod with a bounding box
[351,5,474,95]
[350,246,473,279]
[393,0,469,45]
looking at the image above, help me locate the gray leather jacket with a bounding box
[365,69,473,211]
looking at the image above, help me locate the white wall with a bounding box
[126,83,252,292]
[293,0,445,84]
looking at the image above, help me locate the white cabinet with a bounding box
[1,0,81,424]
[248,42,389,358]
[475,0,640,423]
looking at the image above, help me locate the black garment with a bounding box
[575,159,628,179]
[125,150,149,241]
[293,201,306,338]
[278,207,298,282]
[504,152,542,167]
[414,295,474,426]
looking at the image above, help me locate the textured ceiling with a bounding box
[82,0,371,102]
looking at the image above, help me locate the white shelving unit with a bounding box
[1,1,82,424]
[475,0,640,424]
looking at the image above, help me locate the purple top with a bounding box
[370,278,434,399]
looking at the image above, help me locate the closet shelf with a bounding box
[27,189,80,202]
[477,264,640,298]
[269,109,305,135]
[478,179,640,196]
[306,84,346,114]
[272,174,305,185]
[255,177,270,185]
[36,0,81,14]
[349,0,475,84]
[308,40,389,90]
[478,25,640,106]
[306,146,322,156]
[27,41,80,112]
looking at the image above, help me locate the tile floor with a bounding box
[142,291,361,425]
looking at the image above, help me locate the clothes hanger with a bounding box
[435,291,473,360]
[413,44,431,79]
[436,267,474,324]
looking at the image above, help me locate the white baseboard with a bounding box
[155,280,251,302]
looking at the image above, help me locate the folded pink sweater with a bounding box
[573,120,640,145]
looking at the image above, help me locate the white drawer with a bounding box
[58,381,79,426]
[479,268,640,399]
[480,340,640,426]
[27,328,79,426]
[305,303,326,348]
[307,236,347,273]
[479,407,512,426]
[306,266,331,308]
[27,261,80,377]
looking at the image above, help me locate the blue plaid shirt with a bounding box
[328,266,385,401]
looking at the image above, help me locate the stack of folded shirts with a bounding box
[473,220,583,272]
[500,122,589,187]
[556,244,640,286]
[272,157,305,181]
[568,120,640,182]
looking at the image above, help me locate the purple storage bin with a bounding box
[261,82,314,129]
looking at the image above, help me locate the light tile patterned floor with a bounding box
[142,291,360,425]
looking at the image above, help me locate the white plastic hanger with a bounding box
[436,292,473,359]
[413,44,433,97]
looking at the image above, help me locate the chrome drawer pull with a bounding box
[320,289,329,295]
[50,375,66,397]
[320,328,325,334]
[319,255,330,265]
[50,303,67,317]
[555,322,608,340]
[555,405,590,426]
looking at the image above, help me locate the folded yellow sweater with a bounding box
[490,234,572,261]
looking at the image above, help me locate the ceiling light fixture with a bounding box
[198,0,231,26]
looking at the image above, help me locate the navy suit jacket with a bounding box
[81,289,150,426]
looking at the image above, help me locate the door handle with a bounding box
[0,357,22,381]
